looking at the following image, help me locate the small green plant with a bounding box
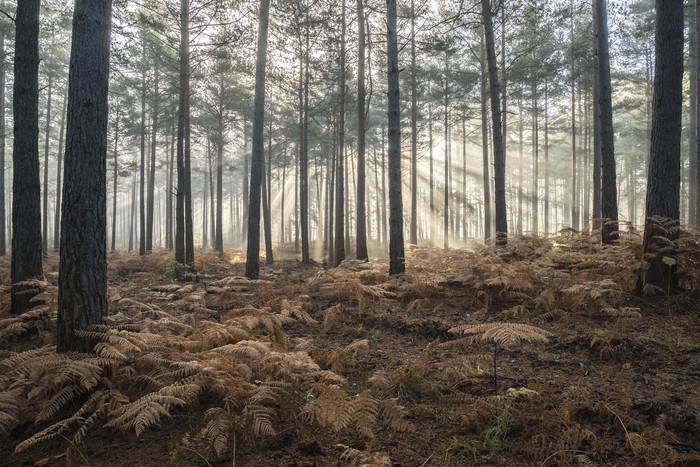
[300,389,316,406]
[166,261,195,283]
[482,411,510,456]
[445,436,479,462]
[353,325,381,339]
[389,369,426,397]
[434,406,455,421]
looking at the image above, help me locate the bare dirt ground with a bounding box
[0,231,698,466]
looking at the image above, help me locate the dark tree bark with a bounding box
[544,78,550,236]
[111,98,120,251]
[596,0,619,245]
[42,73,52,256]
[409,0,418,246]
[175,0,189,264]
[147,65,159,251]
[334,0,347,267]
[244,0,270,279]
[481,0,506,244]
[695,0,700,226]
[570,0,579,231]
[215,88,224,254]
[243,118,249,245]
[428,100,435,245]
[480,33,491,244]
[11,0,43,315]
[443,56,449,249]
[262,122,273,264]
[54,91,67,250]
[592,0,602,230]
[57,0,112,352]
[0,22,5,256]
[139,42,146,256]
[691,6,697,228]
[300,6,311,263]
[637,0,683,295]
[166,119,175,249]
[386,0,405,275]
[356,0,368,259]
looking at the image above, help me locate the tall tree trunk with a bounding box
[409,0,418,246]
[444,56,450,249]
[386,0,405,275]
[300,6,311,263]
[481,32,492,243]
[57,0,112,352]
[42,73,52,256]
[129,171,136,251]
[334,0,347,266]
[54,90,67,250]
[166,119,175,249]
[592,0,602,231]
[147,65,158,251]
[637,0,683,294]
[382,127,387,245]
[215,99,224,254]
[532,78,538,235]
[694,0,700,227]
[596,0,619,245]
[262,122,273,264]
[570,1,579,231]
[281,146,287,244]
[243,118,249,245]
[11,0,43,315]
[517,91,523,236]
[176,0,189,263]
[482,0,507,245]
[692,8,698,227]
[428,101,434,245]
[356,0,368,259]
[544,78,550,236]
[139,42,147,256]
[111,98,119,251]
[0,24,5,256]
[245,0,270,279]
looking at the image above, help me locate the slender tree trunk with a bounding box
[691,9,697,227]
[215,104,224,254]
[592,0,602,230]
[281,146,287,244]
[481,32,492,243]
[532,78,538,235]
[262,122,273,264]
[139,42,146,256]
[57,0,112,352]
[334,0,347,266]
[596,0,619,244]
[42,73,52,256]
[482,0,507,245]
[245,0,270,279]
[176,0,189,263]
[356,0,368,259]
[129,171,136,251]
[166,119,175,249]
[544,78,550,236]
[637,0,683,294]
[409,0,418,246]
[382,128,387,245]
[300,7,311,263]
[11,0,43,314]
[444,56,450,249]
[428,101,434,245]
[243,118,249,245]
[147,65,158,251]
[111,99,119,251]
[570,1,579,231]
[387,0,405,275]
[0,25,5,256]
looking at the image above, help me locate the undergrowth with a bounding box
[0,229,697,465]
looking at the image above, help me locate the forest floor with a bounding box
[0,231,699,466]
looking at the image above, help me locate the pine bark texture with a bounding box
[57,0,112,352]
[334,0,347,267]
[596,0,619,245]
[592,1,602,231]
[637,0,683,294]
[245,0,269,279]
[409,0,418,246]
[482,0,507,245]
[175,0,188,264]
[356,0,368,259]
[11,0,43,315]
[0,27,5,256]
[386,0,405,275]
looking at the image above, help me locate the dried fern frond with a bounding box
[448,322,552,348]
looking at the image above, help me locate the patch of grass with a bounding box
[434,406,455,421]
[353,325,381,339]
[389,369,426,397]
[166,261,196,283]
